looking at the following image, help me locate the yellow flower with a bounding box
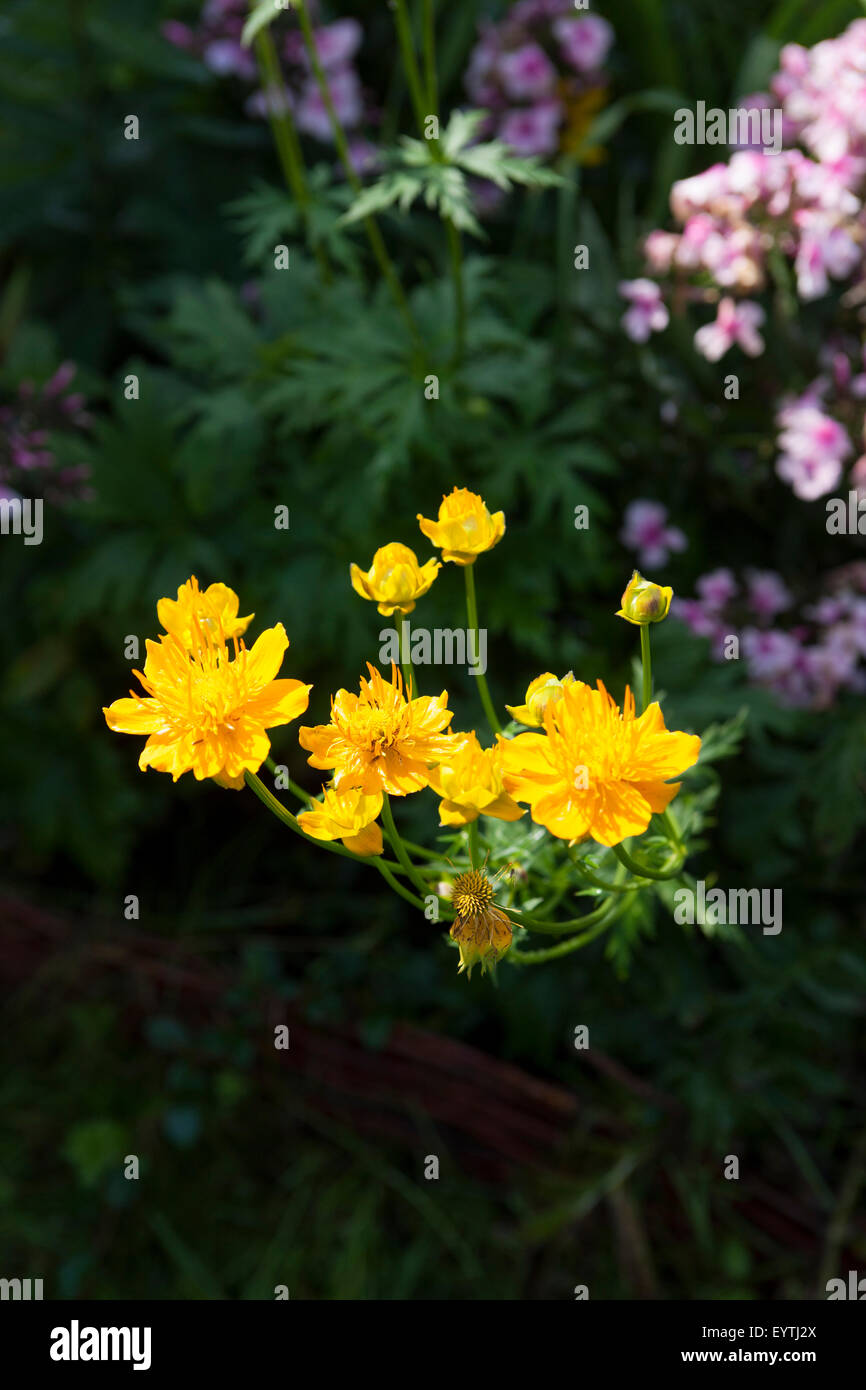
[350,542,440,616]
[299,663,458,796]
[425,732,524,827]
[499,680,700,847]
[104,621,311,789]
[449,869,513,976]
[417,486,505,566]
[297,785,384,856]
[617,571,673,625]
[505,671,575,727]
[157,575,253,649]
[559,85,609,164]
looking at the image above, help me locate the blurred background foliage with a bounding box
[1,0,864,1299]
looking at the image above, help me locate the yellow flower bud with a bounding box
[417,487,505,566]
[350,542,440,616]
[506,671,575,727]
[616,571,673,625]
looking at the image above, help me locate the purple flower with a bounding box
[672,597,726,642]
[498,100,562,157]
[620,499,687,568]
[742,627,802,683]
[618,279,669,343]
[696,568,738,610]
[745,569,792,619]
[202,39,256,80]
[498,42,557,101]
[552,15,614,74]
[296,67,363,140]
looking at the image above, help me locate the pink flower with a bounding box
[618,279,669,343]
[498,101,562,157]
[302,20,362,73]
[498,42,557,101]
[552,15,614,74]
[644,230,678,275]
[202,39,256,80]
[296,68,363,141]
[696,568,738,610]
[793,211,861,300]
[745,569,792,618]
[776,400,852,499]
[693,298,765,361]
[620,499,687,568]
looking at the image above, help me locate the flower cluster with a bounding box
[0,362,92,504]
[621,20,866,503]
[464,0,614,159]
[104,491,705,979]
[674,564,866,707]
[163,2,378,172]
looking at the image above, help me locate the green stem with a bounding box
[445,216,466,364]
[375,858,427,910]
[509,895,618,936]
[468,818,480,868]
[381,792,431,900]
[252,29,330,280]
[570,854,644,894]
[401,617,415,698]
[422,0,438,112]
[611,841,686,882]
[295,0,418,342]
[393,0,429,132]
[245,771,406,873]
[464,565,501,736]
[640,623,652,713]
[509,911,619,965]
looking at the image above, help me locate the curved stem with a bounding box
[570,852,644,894]
[464,565,501,736]
[381,792,431,900]
[509,895,618,936]
[245,771,403,871]
[610,841,686,882]
[509,910,620,966]
[375,858,427,910]
[252,28,330,281]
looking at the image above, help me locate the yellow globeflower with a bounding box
[499,680,700,847]
[449,869,513,976]
[505,671,575,727]
[350,542,440,616]
[417,486,505,566]
[617,571,673,625]
[425,732,524,827]
[299,664,458,796]
[157,575,253,649]
[297,785,384,856]
[104,621,311,789]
